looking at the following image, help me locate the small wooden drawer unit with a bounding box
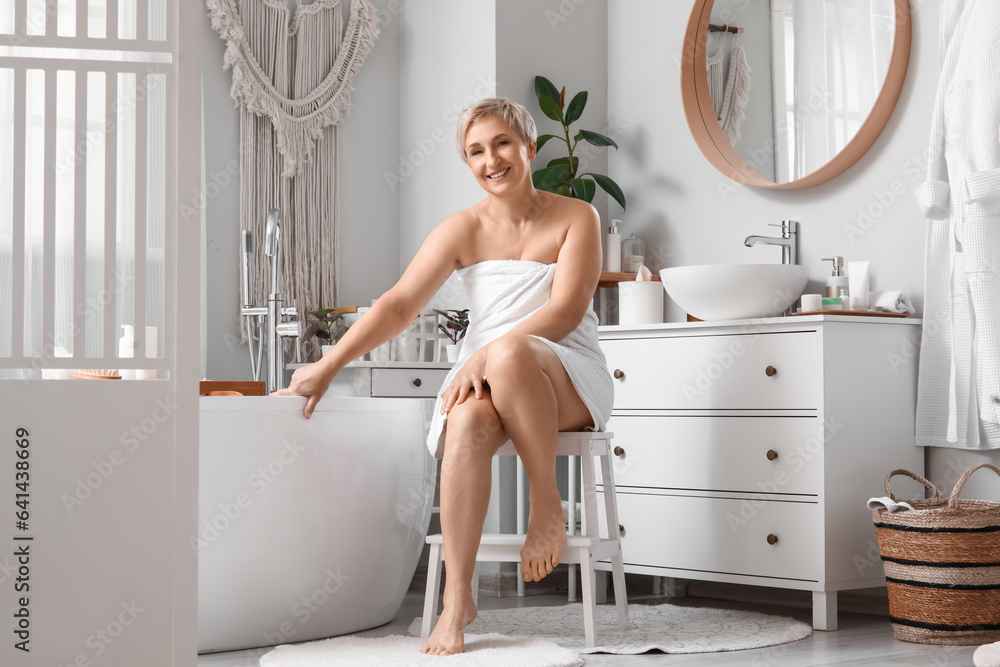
[370,367,449,398]
[597,316,923,631]
[329,361,452,400]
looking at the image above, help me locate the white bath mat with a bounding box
[409,602,812,654]
[258,632,582,667]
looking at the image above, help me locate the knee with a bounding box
[485,334,538,381]
[443,400,504,459]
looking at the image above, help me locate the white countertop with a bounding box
[599,313,922,334]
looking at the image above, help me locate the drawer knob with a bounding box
[614,446,625,457]
[765,365,778,377]
[767,533,779,545]
[619,524,625,536]
[412,378,422,387]
[766,449,778,461]
[613,368,625,380]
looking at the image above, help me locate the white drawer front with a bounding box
[602,331,821,410]
[371,368,448,398]
[608,492,821,581]
[604,415,823,495]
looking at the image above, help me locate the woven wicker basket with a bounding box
[873,464,1000,645]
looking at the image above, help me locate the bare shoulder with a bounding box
[439,206,479,233]
[564,196,600,226]
[430,207,479,247]
[541,193,600,235]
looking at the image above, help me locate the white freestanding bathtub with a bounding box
[197,396,436,653]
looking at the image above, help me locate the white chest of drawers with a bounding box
[597,315,923,630]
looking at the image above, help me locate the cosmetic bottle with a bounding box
[605,221,622,272]
[119,325,136,380]
[822,256,849,298]
[848,260,870,311]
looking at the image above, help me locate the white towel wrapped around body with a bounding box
[426,260,614,458]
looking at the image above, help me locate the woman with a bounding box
[274,97,613,655]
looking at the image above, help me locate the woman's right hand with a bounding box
[439,345,488,415]
[271,361,336,419]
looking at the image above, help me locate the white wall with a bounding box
[608,1,1000,499]
[396,1,496,262]
[397,0,497,311]
[201,0,402,381]
[496,0,611,224]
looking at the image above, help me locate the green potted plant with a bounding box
[304,308,349,356]
[434,308,469,362]
[530,75,627,211]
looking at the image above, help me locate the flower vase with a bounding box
[444,342,461,363]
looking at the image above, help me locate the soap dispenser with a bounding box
[822,257,849,299]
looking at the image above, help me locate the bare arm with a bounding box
[318,221,462,373]
[274,214,467,416]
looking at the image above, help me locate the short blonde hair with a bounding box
[455,97,537,163]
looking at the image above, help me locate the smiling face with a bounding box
[463,115,537,194]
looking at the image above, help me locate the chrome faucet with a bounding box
[744,220,798,266]
[240,208,301,393]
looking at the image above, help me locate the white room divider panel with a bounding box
[0,1,200,665]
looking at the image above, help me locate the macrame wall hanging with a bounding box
[207,0,380,350]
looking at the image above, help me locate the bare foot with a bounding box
[419,594,478,656]
[520,497,567,582]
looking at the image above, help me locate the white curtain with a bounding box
[771,0,894,182]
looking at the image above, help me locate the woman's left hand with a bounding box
[440,346,488,415]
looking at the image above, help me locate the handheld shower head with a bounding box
[264,208,283,296]
[240,230,255,309]
[264,209,282,257]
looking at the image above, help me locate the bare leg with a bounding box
[486,334,594,583]
[420,394,507,656]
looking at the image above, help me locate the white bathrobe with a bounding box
[915,0,1000,449]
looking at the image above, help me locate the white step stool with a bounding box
[421,431,629,647]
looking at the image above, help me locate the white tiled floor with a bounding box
[197,572,980,666]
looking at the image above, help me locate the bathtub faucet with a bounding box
[240,208,302,393]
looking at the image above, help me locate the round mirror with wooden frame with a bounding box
[681,0,911,190]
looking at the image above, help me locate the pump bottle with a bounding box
[605,221,622,272]
[822,257,849,299]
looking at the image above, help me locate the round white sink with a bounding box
[659,264,809,321]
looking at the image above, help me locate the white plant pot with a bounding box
[444,343,461,363]
[321,344,335,357]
